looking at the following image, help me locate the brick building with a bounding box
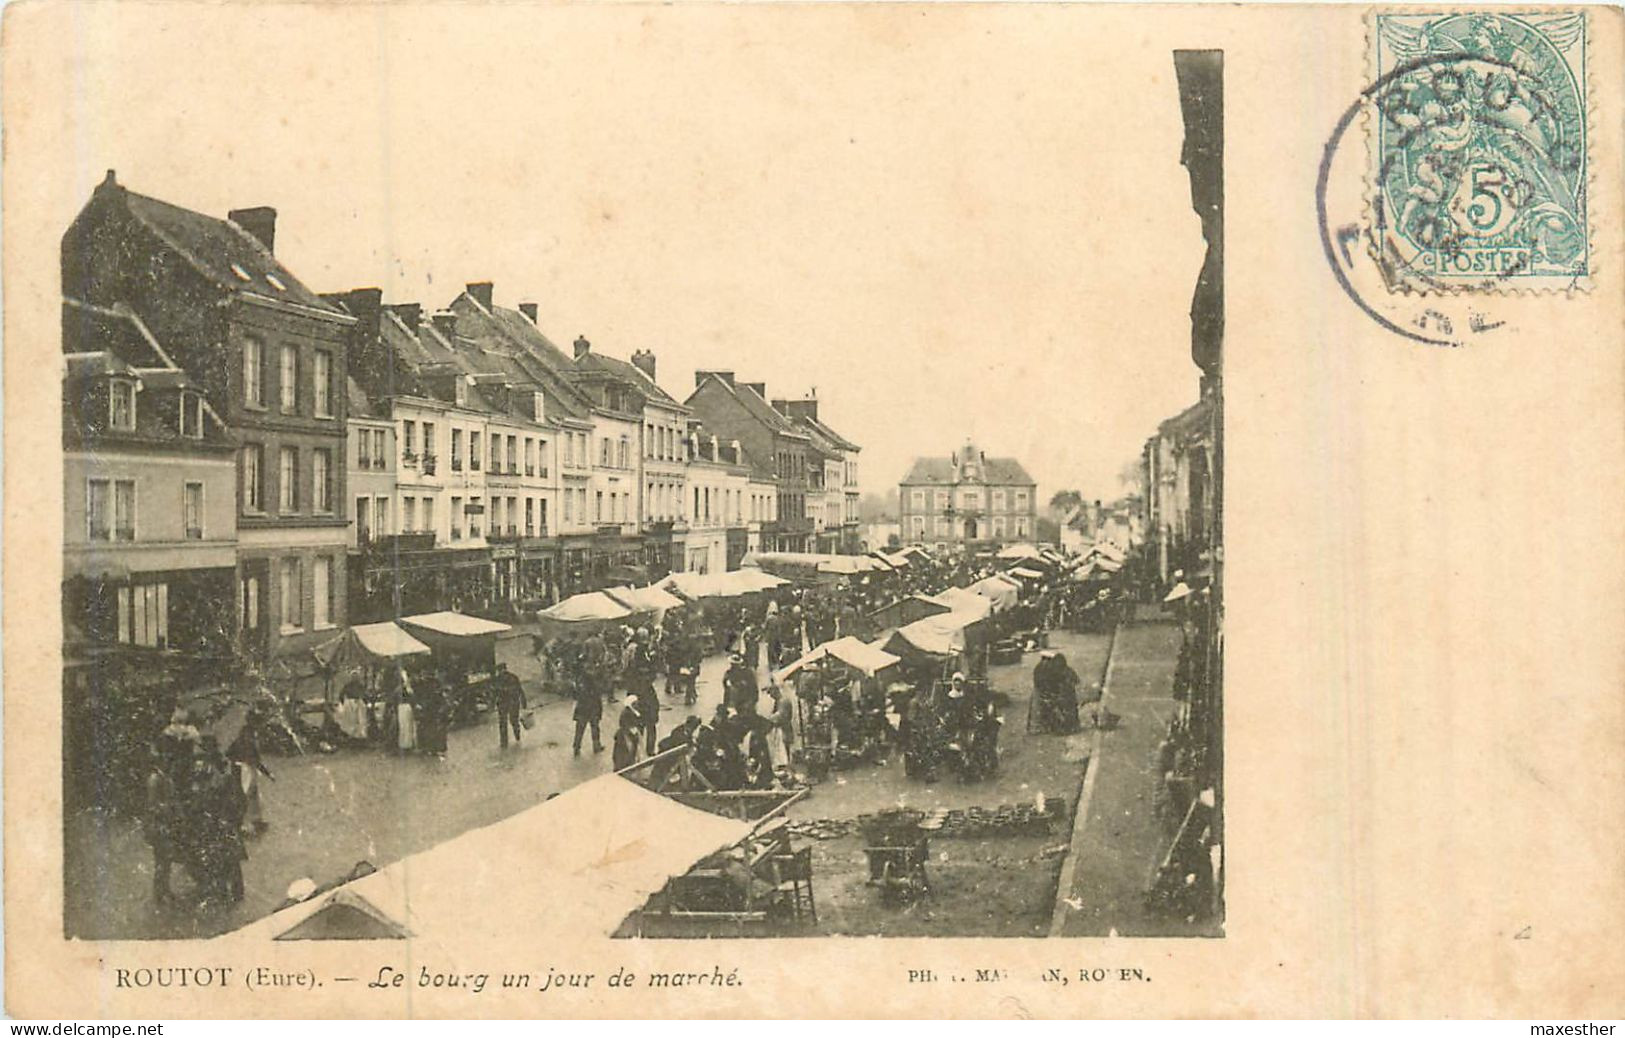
[898,441,1037,550]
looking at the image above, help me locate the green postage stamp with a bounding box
[1370,11,1589,291]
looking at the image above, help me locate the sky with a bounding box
[29,3,1207,504]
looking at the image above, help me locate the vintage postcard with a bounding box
[3,2,1621,1020]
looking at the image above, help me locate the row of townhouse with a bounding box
[60,173,863,666]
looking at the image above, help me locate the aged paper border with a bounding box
[5,2,1624,1019]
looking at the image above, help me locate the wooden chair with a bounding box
[769,847,817,923]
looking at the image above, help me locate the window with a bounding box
[992,489,1006,511]
[468,497,480,539]
[935,516,950,536]
[911,516,926,537]
[600,438,610,467]
[113,480,135,541]
[183,482,204,539]
[312,557,332,629]
[403,420,417,458]
[242,444,263,512]
[451,429,464,471]
[595,491,604,523]
[313,449,331,512]
[279,345,299,413]
[179,391,203,439]
[1015,491,1029,510]
[279,447,299,512]
[507,496,517,534]
[525,497,535,537]
[506,436,517,473]
[490,435,501,472]
[450,497,462,539]
[539,498,548,532]
[1016,517,1030,537]
[374,497,389,537]
[356,497,371,541]
[936,490,949,509]
[525,438,536,476]
[117,583,168,648]
[374,429,387,469]
[109,379,136,431]
[243,339,264,406]
[240,574,260,631]
[993,516,1007,538]
[87,480,110,541]
[471,432,482,471]
[313,350,333,417]
[403,497,416,533]
[422,422,436,460]
[422,496,435,535]
[563,490,573,523]
[279,557,302,632]
[618,437,629,469]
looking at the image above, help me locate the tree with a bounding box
[1048,489,1084,520]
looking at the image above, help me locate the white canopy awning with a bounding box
[996,542,1043,560]
[223,774,753,945]
[968,575,1021,610]
[1164,581,1193,603]
[542,592,635,623]
[602,585,686,614]
[1009,566,1047,580]
[928,587,995,620]
[399,611,512,637]
[314,622,432,670]
[773,636,901,683]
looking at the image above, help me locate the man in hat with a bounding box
[494,662,527,750]
[723,652,759,717]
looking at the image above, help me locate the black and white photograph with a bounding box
[54,13,1222,946]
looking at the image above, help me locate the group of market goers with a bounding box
[141,706,272,907]
[330,656,529,759]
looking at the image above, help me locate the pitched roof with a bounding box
[62,299,171,367]
[447,295,596,423]
[900,455,1035,486]
[688,375,807,440]
[574,350,684,409]
[122,190,341,315]
[801,415,859,452]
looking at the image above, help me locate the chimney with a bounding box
[386,302,422,332]
[327,287,382,343]
[631,349,656,381]
[229,206,278,253]
[95,169,125,198]
[771,398,791,416]
[518,302,538,323]
[730,439,742,463]
[695,370,735,388]
[431,310,457,340]
[743,382,766,400]
[711,435,720,459]
[573,335,592,360]
[466,282,494,311]
[782,398,819,423]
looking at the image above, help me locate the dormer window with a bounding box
[109,378,136,431]
[179,390,204,439]
[265,273,287,292]
[230,263,253,282]
[532,391,545,421]
[454,380,467,406]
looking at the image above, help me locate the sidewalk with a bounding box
[1051,619,1217,937]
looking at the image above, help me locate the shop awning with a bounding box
[314,622,433,671]
[224,774,754,945]
[773,636,901,683]
[399,611,513,637]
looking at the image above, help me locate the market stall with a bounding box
[397,611,514,722]
[224,772,760,944]
[602,584,686,626]
[968,574,1022,611]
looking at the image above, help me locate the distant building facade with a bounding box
[899,441,1037,550]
